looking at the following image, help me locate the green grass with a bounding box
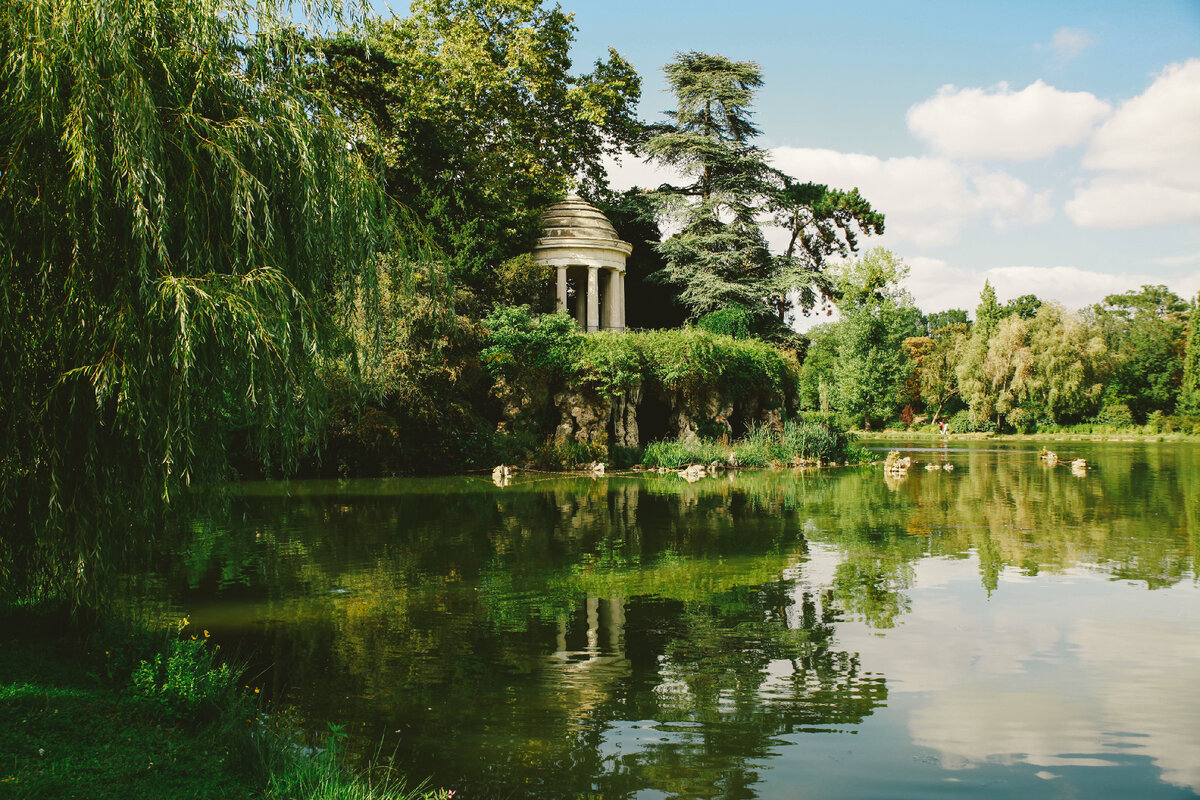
[0,606,449,800]
[642,418,869,469]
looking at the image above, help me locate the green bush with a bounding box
[948,410,992,434]
[481,305,581,381]
[643,415,864,468]
[1094,402,1136,429]
[696,304,754,339]
[129,628,245,725]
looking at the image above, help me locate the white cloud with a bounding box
[771,147,1052,247]
[1065,177,1200,228]
[1068,59,1200,228]
[601,153,685,192]
[898,259,1195,314]
[907,81,1111,161]
[1039,27,1095,62]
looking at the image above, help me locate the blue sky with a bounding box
[374,0,1200,315]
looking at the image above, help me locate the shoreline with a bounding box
[854,430,1200,444]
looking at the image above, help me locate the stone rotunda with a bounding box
[532,194,632,332]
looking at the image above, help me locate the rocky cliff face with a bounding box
[498,376,786,457]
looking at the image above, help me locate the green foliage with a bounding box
[927,309,969,332]
[481,305,582,381]
[697,304,756,338]
[645,52,881,325]
[131,629,242,724]
[958,303,1106,430]
[825,249,917,428]
[974,280,1002,338]
[632,328,799,403]
[642,439,730,468]
[1090,284,1188,420]
[1094,402,1136,429]
[494,253,555,311]
[947,409,991,434]
[1001,293,1043,320]
[1178,293,1200,415]
[642,416,862,468]
[313,0,642,289]
[0,0,392,603]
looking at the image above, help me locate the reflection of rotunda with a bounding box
[533,194,632,332]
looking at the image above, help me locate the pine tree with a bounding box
[645,52,882,329]
[975,280,1002,338]
[646,52,775,320]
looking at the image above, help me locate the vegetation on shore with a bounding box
[0,603,450,800]
[641,417,868,469]
[798,253,1200,437]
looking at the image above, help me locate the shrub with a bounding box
[948,409,991,434]
[130,627,245,725]
[643,414,864,468]
[696,304,754,339]
[481,305,581,381]
[1094,402,1135,429]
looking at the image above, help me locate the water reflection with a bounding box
[147,441,1199,798]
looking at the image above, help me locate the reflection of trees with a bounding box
[153,443,1199,797]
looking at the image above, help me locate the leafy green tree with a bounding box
[313,0,643,292]
[646,52,881,329]
[927,309,968,333]
[0,0,389,601]
[915,323,969,424]
[974,280,1002,338]
[769,178,884,317]
[1001,293,1043,320]
[798,326,839,412]
[828,249,916,428]
[1025,303,1107,424]
[1181,293,1200,415]
[958,303,1105,430]
[1089,285,1188,420]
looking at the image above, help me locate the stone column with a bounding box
[575,268,587,329]
[556,265,568,313]
[586,266,600,332]
[617,270,627,330]
[599,270,611,330]
[605,269,620,331]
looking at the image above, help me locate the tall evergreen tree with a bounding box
[975,281,1002,338]
[645,52,881,330]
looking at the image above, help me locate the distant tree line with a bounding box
[798,253,1200,433]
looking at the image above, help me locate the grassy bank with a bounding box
[0,605,448,800]
[641,417,871,469]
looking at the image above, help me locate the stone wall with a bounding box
[498,377,787,457]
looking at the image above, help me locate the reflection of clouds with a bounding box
[1068,616,1200,792]
[794,554,1200,793]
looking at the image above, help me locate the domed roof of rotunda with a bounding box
[538,193,622,242]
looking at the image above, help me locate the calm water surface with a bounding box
[153,440,1200,798]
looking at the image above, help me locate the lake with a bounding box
[151,439,1200,798]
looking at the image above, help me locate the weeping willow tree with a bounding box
[0,0,395,603]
